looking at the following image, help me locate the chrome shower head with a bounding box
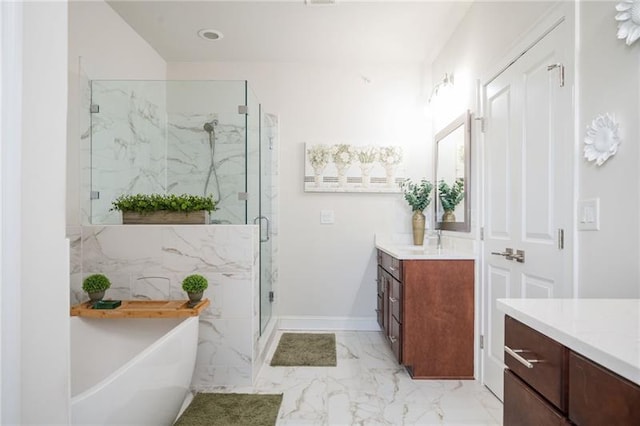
[203,119,219,133]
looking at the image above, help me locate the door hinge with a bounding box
[475,117,486,133]
[480,335,485,349]
[558,228,565,250]
[90,190,100,200]
[238,105,248,115]
[238,192,249,201]
[90,104,100,113]
[480,227,485,241]
[547,63,565,87]
[268,291,274,303]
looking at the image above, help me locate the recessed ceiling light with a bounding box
[198,29,224,41]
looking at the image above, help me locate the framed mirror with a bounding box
[435,110,471,232]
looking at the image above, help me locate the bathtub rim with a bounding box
[70,315,198,404]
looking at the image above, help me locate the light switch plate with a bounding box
[320,209,334,224]
[578,198,600,231]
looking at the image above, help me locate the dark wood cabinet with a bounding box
[568,351,640,426]
[376,249,474,379]
[504,315,640,426]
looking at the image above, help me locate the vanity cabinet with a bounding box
[376,249,474,379]
[504,315,640,426]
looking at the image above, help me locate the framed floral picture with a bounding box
[304,143,405,193]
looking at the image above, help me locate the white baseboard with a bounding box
[278,316,381,331]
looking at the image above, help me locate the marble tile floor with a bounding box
[198,330,503,425]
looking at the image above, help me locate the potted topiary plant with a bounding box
[110,193,217,224]
[182,274,208,305]
[438,178,465,222]
[82,274,111,302]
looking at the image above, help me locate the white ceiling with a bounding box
[106,1,473,64]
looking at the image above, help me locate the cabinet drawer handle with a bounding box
[505,346,542,369]
[389,297,398,303]
[389,336,397,343]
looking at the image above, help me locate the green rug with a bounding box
[174,393,283,426]
[270,332,337,367]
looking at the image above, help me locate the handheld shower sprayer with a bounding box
[203,119,219,133]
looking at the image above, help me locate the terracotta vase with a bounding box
[412,211,426,245]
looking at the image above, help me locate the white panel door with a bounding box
[481,21,573,400]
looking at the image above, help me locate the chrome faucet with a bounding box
[436,229,442,249]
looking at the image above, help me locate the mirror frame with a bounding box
[435,110,471,232]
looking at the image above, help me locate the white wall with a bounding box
[168,62,431,326]
[20,1,70,423]
[67,0,166,227]
[576,0,640,297]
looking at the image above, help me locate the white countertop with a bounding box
[375,240,476,260]
[497,298,640,386]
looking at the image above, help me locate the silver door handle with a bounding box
[491,248,514,259]
[511,250,525,263]
[491,248,525,263]
[253,216,270,242]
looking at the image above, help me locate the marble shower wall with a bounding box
[90,81,168,224]
[73,225,261,388]
[87,80,251,225]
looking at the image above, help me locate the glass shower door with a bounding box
[245,85,273,335]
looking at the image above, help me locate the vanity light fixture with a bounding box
[197,29,224,41]
[428,73,454,103]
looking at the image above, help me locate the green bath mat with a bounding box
[270,332,337,367]
[174,393,283,426]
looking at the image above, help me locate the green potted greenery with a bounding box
[438,178,465,222]
[400,179,434,245]
[182,274,208,305]
[110,193,217,224]
[82,274,111,302]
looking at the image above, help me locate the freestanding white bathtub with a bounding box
[70,316,199,425]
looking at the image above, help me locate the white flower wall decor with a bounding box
[615,0,640,45]
[304,143,405,193]
[584,113,622,166]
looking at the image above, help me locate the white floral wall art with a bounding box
[615,0,640,46]
[584,113,622,166]
[304,143,404,193]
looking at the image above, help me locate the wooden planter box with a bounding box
[122,210,210,224]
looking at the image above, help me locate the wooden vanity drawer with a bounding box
[389,277,402,323]
[568,351,640,426]
[504,369,570,426]
[389,317,402,362]
[379,250,402,281]
[505,316,568,412]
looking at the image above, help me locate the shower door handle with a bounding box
[253,216,270,243]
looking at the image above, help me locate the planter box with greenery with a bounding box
[111,193,217,224]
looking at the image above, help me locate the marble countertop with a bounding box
[497,298,640,386]
[375,240,476,260]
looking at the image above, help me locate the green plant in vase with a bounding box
[82,274,111,302]
[182,274,208,305]
[400,179,433,245]
[438,178,465,222]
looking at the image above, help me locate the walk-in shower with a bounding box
[88,80,276,334]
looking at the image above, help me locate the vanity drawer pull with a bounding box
[505,346,542,369]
